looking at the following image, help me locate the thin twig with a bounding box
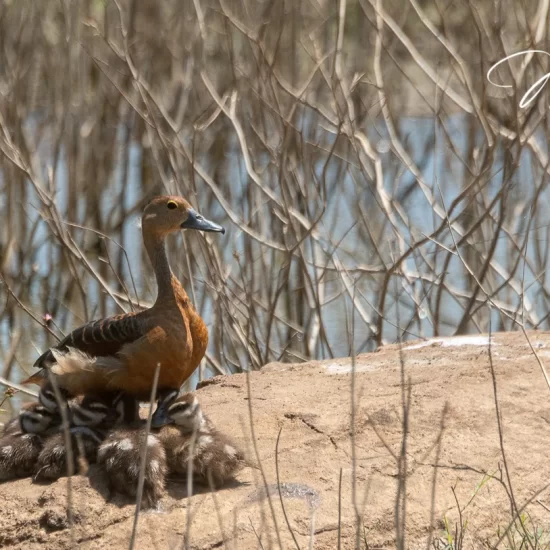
[129,363,161,550]
[275,427,301,550]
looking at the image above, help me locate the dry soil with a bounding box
[2,330,550,549]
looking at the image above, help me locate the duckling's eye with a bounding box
[167,201,178,210]
[169,403,191,414]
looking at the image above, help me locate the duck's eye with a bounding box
[167,201,178,210]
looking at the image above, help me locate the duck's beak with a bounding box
[181,209,225,234]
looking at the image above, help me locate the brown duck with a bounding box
[22,196,225,426]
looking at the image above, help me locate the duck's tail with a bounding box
[20,371,46,386]
[21,348,123,394]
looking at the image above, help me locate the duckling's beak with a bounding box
[181,209,225,234]
[151,407,175,428]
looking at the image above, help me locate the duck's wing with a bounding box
[31,312,146,371]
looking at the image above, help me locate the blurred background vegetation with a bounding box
[0,0,549,407]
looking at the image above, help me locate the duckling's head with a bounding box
[166,393,204,432]
[71,392,137,428]
[142,196,225,236]
[71,394,111,427]
[19,404,58,434]
[38,384,69,413]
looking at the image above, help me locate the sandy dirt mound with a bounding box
[2,330,550,549]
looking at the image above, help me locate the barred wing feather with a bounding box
[33,313,145,370]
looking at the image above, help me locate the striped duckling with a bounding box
[159,392,248,488]
[97,426,167,509]
[0,401,60,481]
[98,392,248,507]
[0,389,91,482]
[33,392,138,482]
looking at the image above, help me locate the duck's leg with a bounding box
[94,391,138,428]
[151,389,179,428]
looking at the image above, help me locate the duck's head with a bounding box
[142,195,225,236]
[164,393,204,432]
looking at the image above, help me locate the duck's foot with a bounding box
[150,389,179,428]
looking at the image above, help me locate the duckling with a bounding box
[0,431,43,481]
[19,402,61,434]
[4,384,68,437]
[26,382,71,433]
[0,402,56,481]
[33,426,104,481]
[1,401,56,436]
[33,392,139,482]
[22,196,225,427]
[159,393,248,488]
[97,393,247,505]
[70,391,139,429]
[1,399,59,447]
[97,428,167,508]
[37,383,70,414]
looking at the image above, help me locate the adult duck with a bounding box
[22,195,224,426]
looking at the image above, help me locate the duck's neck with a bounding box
[144,231,176,305]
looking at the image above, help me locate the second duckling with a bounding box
[0,402,57,481]
[160,393,248,488]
